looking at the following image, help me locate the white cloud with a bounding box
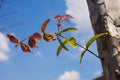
[0,33,10,51]
[0,32,10,61]
[65,0,95,60]
[65,0,92,33]
[93,70,102,76]
[58,71,80,80]
[0,51,9,61]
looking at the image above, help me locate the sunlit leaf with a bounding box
[80,33,108,64]
[67,37,77,49]
[43,33,55,42]
[41,18,50,33]
[60,28,77,34]
[80,50,87,64]
[57,37,69,56]
[86,33,108,48]
[57,37,69,51]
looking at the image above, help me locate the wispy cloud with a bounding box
[58,70,80,80]
[35,51,43,57]
[0,32,10,61]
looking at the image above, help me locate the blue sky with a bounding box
[0,0,103,80]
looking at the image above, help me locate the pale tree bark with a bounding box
[86,0,120,80]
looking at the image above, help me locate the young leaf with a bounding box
[60,28,77,34]
[86,33,108,48]
[80,50,87,64]
[57,37,69,51]
[41,18,50,33]
[54,15,62,21]
[67,37,77,49]
[43,33,55,42]
[57,37,69,56]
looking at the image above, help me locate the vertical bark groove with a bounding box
[86,0,120,80]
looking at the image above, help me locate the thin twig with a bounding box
[0,11,16,18]
[57,34,101,59]
[76,43,101,59]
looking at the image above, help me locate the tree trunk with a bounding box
[86,0,120,80]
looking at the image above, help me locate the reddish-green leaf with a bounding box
[41,19,50,33]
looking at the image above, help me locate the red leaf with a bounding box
[54,14,74,23]
[54,15,62,21]
[62,14,74,23]
[65,14,74,18]
[6,34,19,44]
[20,43,31,52]
[41,19,50,33]
[28,36,39,48]
[33,32,42,41]
[43,33,55,42]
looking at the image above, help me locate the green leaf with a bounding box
[57,37,69,56]
[41,19,50,33]
[86,33,108,48]
[80,50,87,64]
[60,28,77,34]
[67,37,77,49]
[80,32,108,64]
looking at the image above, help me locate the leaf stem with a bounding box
[15,37,28,47]
[76,43,101,59]
[56,33,101,59]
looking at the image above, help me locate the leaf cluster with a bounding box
[6,14,109,64]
